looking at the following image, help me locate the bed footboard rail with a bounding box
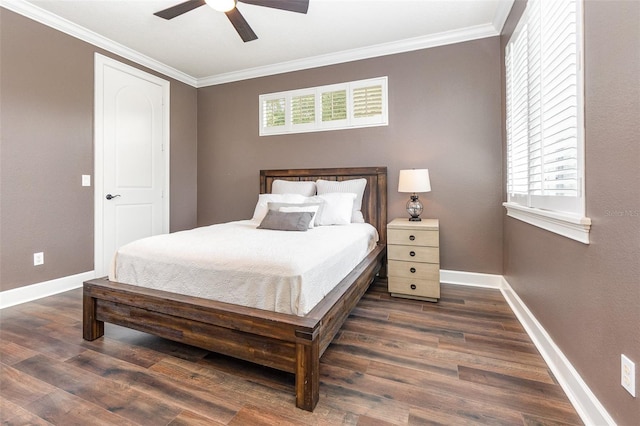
[82,279,318,373]
[83,278,324,411]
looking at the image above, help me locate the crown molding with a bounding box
[2,0,507,89]
[0,0,198,87]
[197,23,499,87]
[492,0,515,33]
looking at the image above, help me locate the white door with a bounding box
[94,54,170,277]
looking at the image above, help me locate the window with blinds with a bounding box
[291,93,315,126]
[262,97,286,129]
[505,0,590,243]
[259,77,387,135]
[321,89,347,123]
[353,85,383,118]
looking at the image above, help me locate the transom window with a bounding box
[259,77,388,136]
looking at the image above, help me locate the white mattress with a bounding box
[109,220,379,316]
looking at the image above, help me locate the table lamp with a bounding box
[398,169,431,221]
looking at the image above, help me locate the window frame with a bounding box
[259,77,388,136]
[504,0,591,244]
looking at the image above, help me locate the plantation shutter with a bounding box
[321,89,347,122]
[506,21,530,203]
[352,84,383,120]
[261,97,286,132]
[505,0,582,215]
[535,0,579,204]
[291,93,315,126]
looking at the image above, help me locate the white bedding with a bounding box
[109,220,379,316]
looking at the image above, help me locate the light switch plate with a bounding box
[33,252,44,266]
[82,175,91,187]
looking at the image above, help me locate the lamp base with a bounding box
[406,194,424,222]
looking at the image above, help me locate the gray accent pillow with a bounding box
[257,210,314,231]
[268,201,324,225]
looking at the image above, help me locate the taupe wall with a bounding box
[197,37,504,274]
[502,1,640,424]
[0,9,198,291]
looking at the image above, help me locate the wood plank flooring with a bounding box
[0,279,583,425]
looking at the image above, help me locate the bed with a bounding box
[83,166,387,411]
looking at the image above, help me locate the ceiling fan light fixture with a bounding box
[205,0,236,13]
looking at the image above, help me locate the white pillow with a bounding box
[279,205,319,229]
[316,178,367,223]
[313,193,356,226]
[252,193,306,222]
[272,180,317,197]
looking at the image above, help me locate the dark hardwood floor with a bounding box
[0,279,583,425]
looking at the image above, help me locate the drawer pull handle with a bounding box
[409,251,416,257]
[409,235,416,241]
[410,284,417,290]
[410,267,416,273]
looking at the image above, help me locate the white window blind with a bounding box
[321,89,347,123]
[262,97,286,130]
[505,0,590,243]
[353,85,383,118]
[291,92,316,131]
[259,77,387,135]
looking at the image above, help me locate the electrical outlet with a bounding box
[621,354,636,397]
[33,252,44,266]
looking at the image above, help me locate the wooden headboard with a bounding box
[260,167,388,244]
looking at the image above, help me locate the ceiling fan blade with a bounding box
[154,0,206,20]
[226,8,258,42]
[238,0,309,14]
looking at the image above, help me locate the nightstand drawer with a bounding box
[388,260,439,280]
[388,277,440,299]
[388,245,439,263]
[387,229,438,247]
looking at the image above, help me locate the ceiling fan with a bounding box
[154,0,310,42]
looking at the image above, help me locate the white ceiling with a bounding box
[3,0,514,87]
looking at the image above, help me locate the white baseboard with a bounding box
[440,269,504,288]
[0,271,95,309]
[442,269,615,426]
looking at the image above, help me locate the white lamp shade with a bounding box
[398,169,431,193]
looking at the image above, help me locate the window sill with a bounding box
[503,202,591,244]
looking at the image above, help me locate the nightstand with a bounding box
[387,218,440,302]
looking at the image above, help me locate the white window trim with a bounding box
[259,76,388,136]
[504,202,591,244]
[504,0,591,244]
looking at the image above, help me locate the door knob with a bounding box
[106,194,121,200]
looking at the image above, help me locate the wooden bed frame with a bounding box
[83,166,387,411]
